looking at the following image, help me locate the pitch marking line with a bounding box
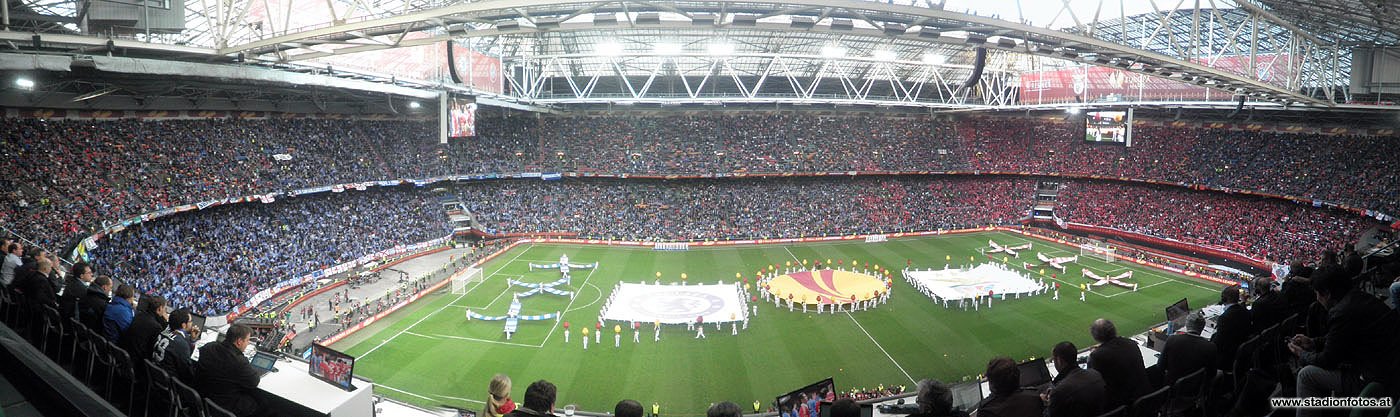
[358,247,534,359]
[539,266,599,346]
[564,283,605,313]
[434,394,487,404]
[404,331,440,340]
[1103,280,1172,298]
[846,312,917,384]
[377,384,439,402]
[429,333,543,348]
[782,246,803,265]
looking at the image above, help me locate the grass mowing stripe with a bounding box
[845,312,916,384]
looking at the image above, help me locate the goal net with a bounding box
[452,266,484,294]
[1079,241,1116,263]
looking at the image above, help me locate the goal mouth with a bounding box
[451,266,484,294]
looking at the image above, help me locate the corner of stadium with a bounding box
[2,1,1399,416]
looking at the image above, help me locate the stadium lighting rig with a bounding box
[820,45,847,59]
[15,78,36,90]
[654,43,682,56]
[872,50,898,61]
[706,42,735,56]
[921,53,947,65]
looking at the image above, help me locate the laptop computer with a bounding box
[1017,358,1053,389]
[250,351,278,378]
[950,381,985,412]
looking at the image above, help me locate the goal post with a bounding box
[1079,241,1116,263]
[452,266,484,294]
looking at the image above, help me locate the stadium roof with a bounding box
[2,0,1397,114]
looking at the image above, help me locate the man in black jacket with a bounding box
[14,257,58,308]
[1044,341,1105,417]
[505,380,557,417]
[973,357,1044,417]
[155,309,199,383]
[79,275,112,332]
[58,262,94,319]
[196,324,266,417]
[1247,276,1290,335]
[1087,318,1149,410]
[1289,267,1400,417]
[1211,285,1251,371]
[120,295,168,363]
[1159,312,1216,386]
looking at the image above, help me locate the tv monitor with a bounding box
[189,312,206,331]
[1017,358,1052,388]
[775,378,835,417]
[1165,298,1190,332]
[950,382,984,412]
[308,344,356,391]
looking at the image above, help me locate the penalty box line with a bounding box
[359,246,534,359]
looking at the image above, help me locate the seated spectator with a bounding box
[14,256,58,308]
[1288,266,1400,416]
[615,400,643,417]
[972,357,1043,417]
[1159,312,1216,387]
[505,380,558,417]
[80,275,113,332]
[707,402,742,417]
[1,242,22,289]
[155,308,199,383]
[196,324,266,417]
[58,261,94,318]
[1087,319,1149,409]
[103,284,138,341]
[120,295,169,362]
[908,379,961,417]
[486,374,516,417]
[1248,276,1289,334]
[1211,286,1251,371]
[1044,341,1105,417]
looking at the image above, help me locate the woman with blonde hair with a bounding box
[485,374,516,417]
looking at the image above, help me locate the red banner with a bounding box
[451,42,503,94]
[1019,54,1293,104]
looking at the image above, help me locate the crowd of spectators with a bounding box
[956,117,1400,214]
[86,187,450,315]
[1054,180,1370,264]
[457,177,1033,241]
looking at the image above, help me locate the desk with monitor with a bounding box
[192,330,374,417]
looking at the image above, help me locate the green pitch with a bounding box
[332,231,1223,415]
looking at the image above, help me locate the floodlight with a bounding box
[15,78,35,89]
[1067,107,1081,114]
[921,53,946,65]
[409,101,422,109]
[872,50,898,61]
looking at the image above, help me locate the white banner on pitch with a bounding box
[601,283,745,324]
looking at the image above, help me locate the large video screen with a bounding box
[448,97,478,138]
[1084,109,1130,144]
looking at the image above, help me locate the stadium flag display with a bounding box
[449,41,504,94]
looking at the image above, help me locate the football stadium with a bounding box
[1,1,1399,417]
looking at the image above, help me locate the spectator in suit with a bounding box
[1044,341,1105,417]
[14,256,58,307]
[1248,276,1290,335]
[1211,286,1251,370]
[120,295,168,362]
[505,380,557,417]
[79,275,112,332]
[1289,266,1400,417]
[908,378,959,417]
[1087,318,1149,409]
[58,262,94,318]
[707,402,742,417]
[195,324,266,417]
[1159,312,1216,388]
[103,284,137,341]
[615,400,643,417]
[973,357,1043,417]
[155,308,199,383]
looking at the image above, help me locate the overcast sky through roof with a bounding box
[937,0,1231,30]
